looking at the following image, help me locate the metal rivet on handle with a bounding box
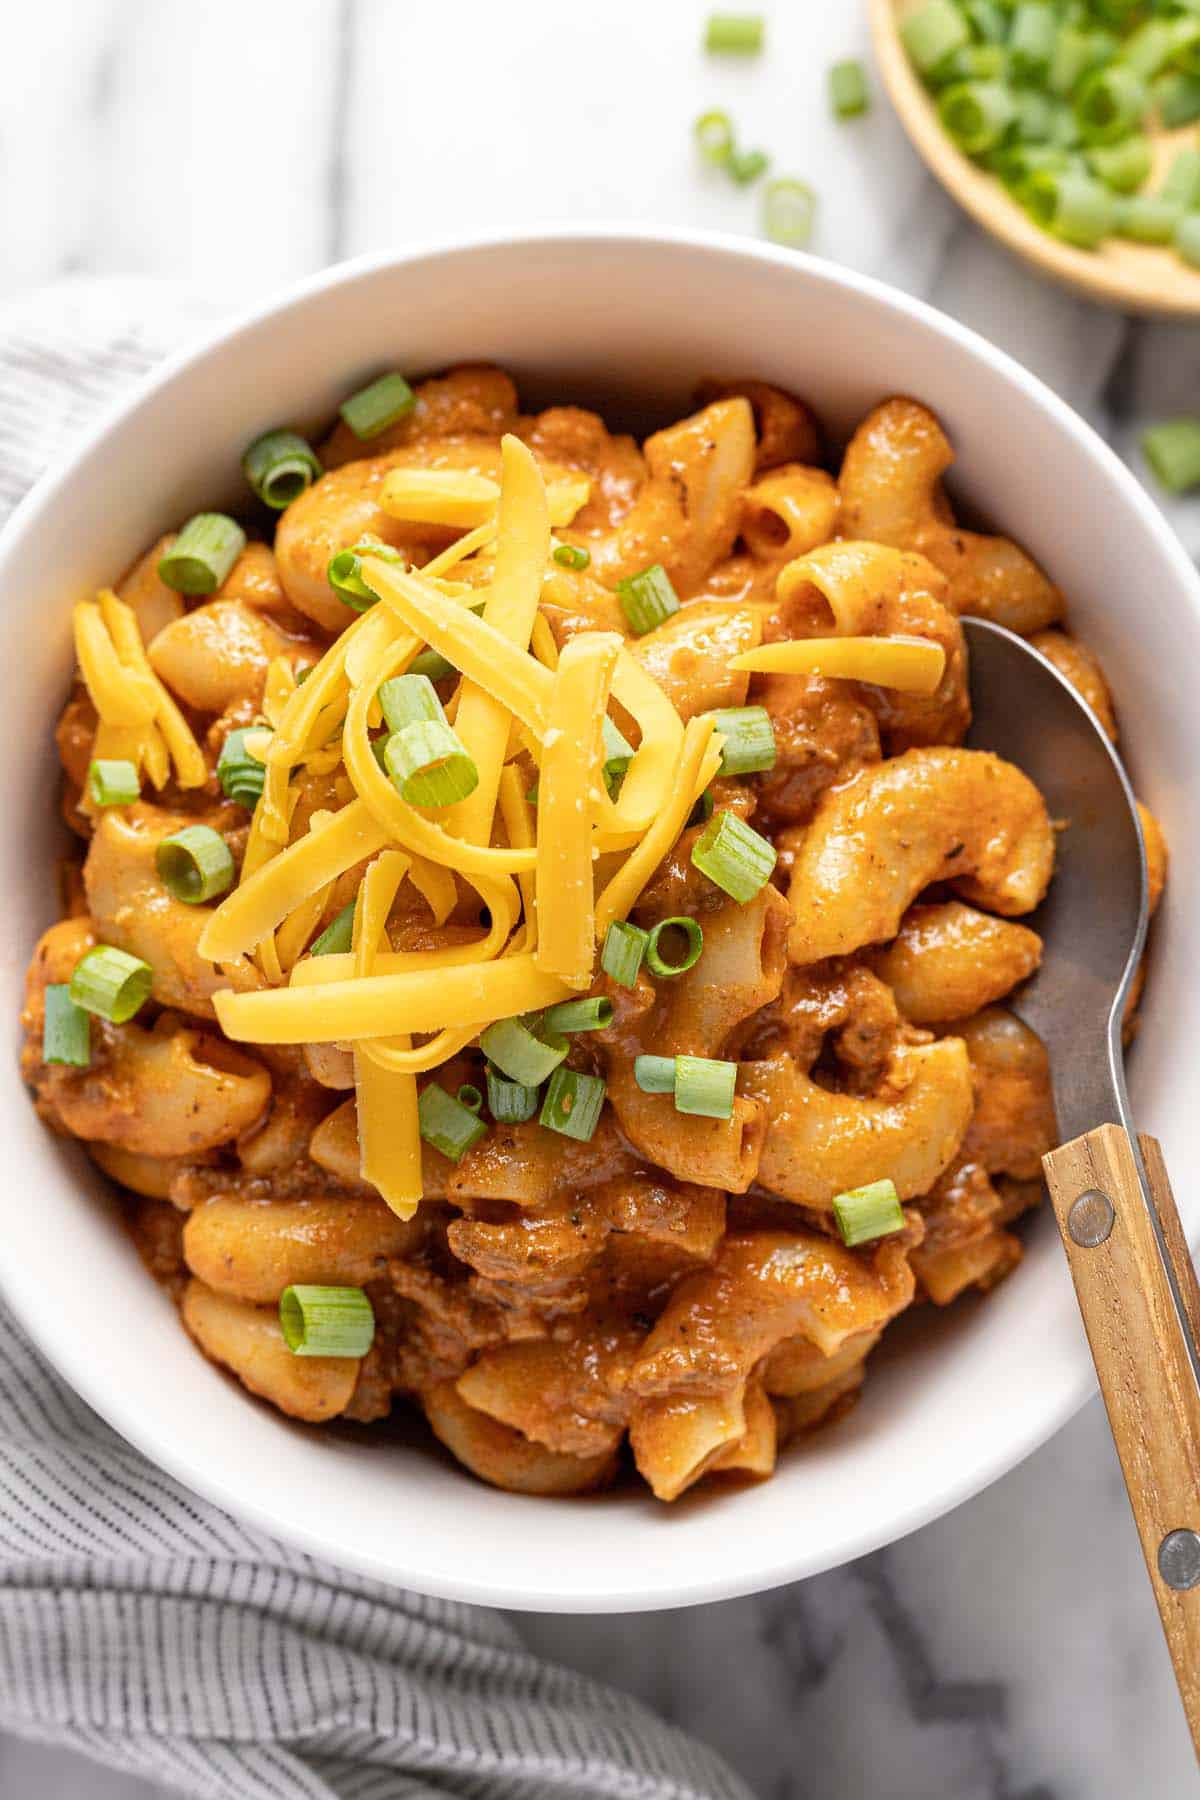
[1159,1530,1200,1592]
[1068,1188,1115,1249]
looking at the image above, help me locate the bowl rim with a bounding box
[1,224,1193,1610]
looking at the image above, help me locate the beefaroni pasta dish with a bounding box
[21,366,1167,1504]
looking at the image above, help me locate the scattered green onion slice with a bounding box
[964,0,1007,46]
[1009,3,1057,84]
[616,563,680,635]
[156,826,235,905]
[340,372,416,441]
[830,59,870,119]
[540,1067,607,1142]
[1020,168,1115,248]
[937,81,1016,156]
[695,109,736,166]
[1154,69,1200,129]
[1145,417,1200,497]
[408,648,457,681]
[1162,148,1200,210]
[1010,90,1057,147]
[242,429,322,510]
[1086,135,1152,194]
[328,538,405,612]
[710,705,777,776]
[763,177,817,248]
[729,147,770,186]
[485,1064,541,1124]
[457,1083,484,1115]
[418,1081,488,1161]
[901,0,968,75]
[674,1055,737,1120]
[705,12,764,55]
[384,719,479,808]
[158,514,246,597]
[634,1054,677,1095]
[69,946,153,1024]
[378,672,445,732]
[216,727,267,808]
[1123,18,1192,80]
[542,997,614,1035]
[645,917,704,979]
[600,919,649,988]
[43,984,90,1067]
[311,898,357,957]
[479,1015,567,1086]
[1074,64,1148,145]
[691,809,777,903]
[602,716,635,796]
[932,44,1008,88]
[552,542,591,571]
[279,1284,375,1357]
[1049,27,1115,99]
[1113,194,1181,245]
[832,1178,905,1248]
[87,759,139,808]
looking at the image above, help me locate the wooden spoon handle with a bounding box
[1044,1123,1200,1760]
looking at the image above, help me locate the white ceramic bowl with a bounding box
[2,230,1197,1613]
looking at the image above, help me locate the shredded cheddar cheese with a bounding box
[731,634,947,694]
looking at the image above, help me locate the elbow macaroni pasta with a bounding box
[21,367,1164,1504]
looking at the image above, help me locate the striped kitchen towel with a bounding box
[0,277,752,1800]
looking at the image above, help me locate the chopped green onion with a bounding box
[156,826,235,905]
[485,1064,541,1124]
[1162,147,1200,209]
[1074,64,1148,144]
[158,514,246,597]
[674,1054,737,1120]
[600,919,649,988]
[687,788,715,828]
[87,759,139,808]
[1123,18,1191,80]
[1175,211,1200,266]
[695,109,736,166]
[418,1081,488,1161]
[328,537,405,612]
[1086,135,1152,192]
[216,727,267,808]
[964,0,1007,45]
[1152,70,1200,127]
[930,45,1009,87]
[541,997,614,1035]
[1010,90,1057,145]
[479,1015,567,1086]
[69,946,153,1024]
[384,719,478,808]
[729,148,770,185]
[1113,193,1182,243]
[279,1284,375,1357]
[832,1178,905,1248]
[1049,28,1116,100]
[763,177,817,248]
[340,372,415,441]
[311,898,357,957]
[242,429,322,510]
[691,809,777,903]
[830,59,870,118]
[1008,3,1057,84]
[540,1067,607,1141]
[602,715,635,796]
[408,648,457,681]
[616,563,680,635]
[634,1055,676,1094]
[552,542,591,571]
[42,984,90,1067]
[937,81,1017,155]
[378,672,445,732]
[900,0,969,76]
[709,705,777,776]
[705,12,763,54]
[457,1083,484,1114]
[1020,168,1115,247]
[645,917,704,978]
[990,142,1072,184]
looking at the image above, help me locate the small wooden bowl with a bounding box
[870,0,1200,316]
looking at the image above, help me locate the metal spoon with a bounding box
[964,617,1200,1759]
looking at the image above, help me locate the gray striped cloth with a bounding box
[0,278,752,1800]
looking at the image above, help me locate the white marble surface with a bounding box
[2,2,1198,1795]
